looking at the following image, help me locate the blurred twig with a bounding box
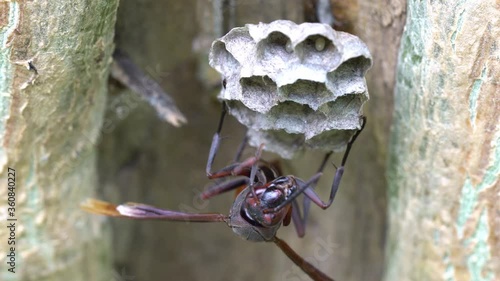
[111,49,187,127]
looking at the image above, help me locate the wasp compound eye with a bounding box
[209,20,372,158]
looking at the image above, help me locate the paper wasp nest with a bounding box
[209,20,372,158]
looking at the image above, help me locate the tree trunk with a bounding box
[386,1,499,280]
[0,1,118,280]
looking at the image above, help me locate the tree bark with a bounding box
[0,1,118,280]
[386,1,499,280]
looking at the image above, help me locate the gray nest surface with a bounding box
[210,20,372,158]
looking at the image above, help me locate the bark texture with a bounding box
[386,1,499,280]
[0,1,118,280]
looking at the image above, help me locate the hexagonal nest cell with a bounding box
[280,80,333,110]
[239,76,278,112]
[209,20,372,158]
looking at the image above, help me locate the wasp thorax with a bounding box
[260,187,286,208]
[209,20,372,158]
[243,185,290,227]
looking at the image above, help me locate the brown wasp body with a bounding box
[83,102,366,281]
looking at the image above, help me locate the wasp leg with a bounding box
[200,178,249,200]
[301,152,332,231]
[288,152,331,237]
[206,102,228,178]
[290,200,306,237]
[233,132,249,163]
[205,102,256,180]
[303,116,366,209]
[265,117,366,214]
